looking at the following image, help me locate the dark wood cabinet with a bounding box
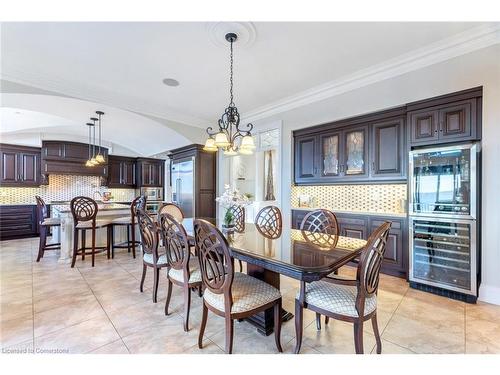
[169,144,217,218]
[408,89,481,147]
[41,141,108,177]
[107,155,136,187]
[370,117,405,179]
[294,135,318,182]
[291,209,408,278]
[136,158,164,187]
[0,144,41,187]
[0,205,38,240]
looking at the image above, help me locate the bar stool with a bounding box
[35,196,61,262]
[70,196,112,268]
[110,195,146,259]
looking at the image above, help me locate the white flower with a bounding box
[216,184,251,208]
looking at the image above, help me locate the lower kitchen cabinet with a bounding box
[291,209,408,278]
[0,205,39,240]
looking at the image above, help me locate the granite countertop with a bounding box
[52,203,130,213]
[291,207,407,218]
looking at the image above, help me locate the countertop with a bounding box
[52,203,130,213]
[291,207,407,218]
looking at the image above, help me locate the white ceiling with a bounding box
[1,22,491,125]
[1,21,499,155]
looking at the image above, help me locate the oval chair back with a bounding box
[70,196,98,225]
[136,208,160,262]
[158,203,184,223]
[35,195,49,224]
[254,205,282,239]
[227,205,245,232]
[131,195,146,223]
[355,221,392,316]
[300,209,339,235]
[194,219,234,307]
[158,213,191,277]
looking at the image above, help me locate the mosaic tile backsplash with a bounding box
[291,184,407,214]
[0,175,137,205]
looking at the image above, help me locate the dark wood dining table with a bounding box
[181,217,367,336]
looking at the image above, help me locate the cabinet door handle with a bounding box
[372,162,375,171]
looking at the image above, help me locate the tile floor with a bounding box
[1,237,500,354]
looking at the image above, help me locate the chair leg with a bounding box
[238,259,243,272]
[111,225,115,259]
[37,226,46,262]
[165,279,173,315]
[140,264,147,292]
[274,299,283,353]
[353,321,364,354]
[198,302,208,349]
[106,226,111,260]
[225,316,234,354]
[131,223,136,259]
[316,312,322,331]
[91,228,96,267]
[126,225,131,253]
[371,314,382,354]
[325,316,330,325]
[183,285,192,332]
[152,267,160,303]
[294,299,304,354]
[81,230,86,261]
[197,285,202,298]
[71,228,79,268]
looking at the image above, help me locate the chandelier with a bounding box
[203,33,255,155]
[85,110,106,167]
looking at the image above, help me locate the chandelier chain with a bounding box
[229,38,234,107]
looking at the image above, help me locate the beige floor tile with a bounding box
[371,339,416,354]
[89,339,130,354]
[465,318,500,354]
[466,301,500,323]
[93,285,152,312]
[382,313,464,353]
[183,339,225,354]
[34,315,120,354]
[302,319,376,354]
[0,317,33,348]
[33,289,95,314]
[1,297,33,323]
[1,339,34,354]
[34,295,105,337]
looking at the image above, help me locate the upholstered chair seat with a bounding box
[143,252,167,265]
[41,217,61,226]
[297,280,377,318]
[167,257,202,284]
[204,272,282,314]
[75,219,112,229]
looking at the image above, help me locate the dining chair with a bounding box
[227,205,245,232]
[70,196,112,268]
[35,196,61,262]
[159,213,202,331]
[137,208,168,303]
[195,219,283,354]
[299,209,340,235]
[158,202,184,222]
[254,205,282,239]
[293,221,392,354]
[110,195,146,259]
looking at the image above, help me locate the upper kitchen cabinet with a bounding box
[370,117,405,179]
[107,155,136,188]
[293,108,406,184]
[136,158,164,187]
[41,141,108,177]
[408,87,481,147]
[0,144,41,187]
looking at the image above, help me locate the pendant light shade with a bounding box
[95,111,105,163]
[203,137,218,152]
[223,147,238,156]
[214,132,230,147]
[240,135,256,150]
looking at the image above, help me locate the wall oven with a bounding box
[409,143,480,302]
[140,187,164,214]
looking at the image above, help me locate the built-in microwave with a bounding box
[140,187,164,202]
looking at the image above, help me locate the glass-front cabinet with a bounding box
[409,143,478,219]
[320,132,340,178]
[344,127,368,177]
[410,217,476,295]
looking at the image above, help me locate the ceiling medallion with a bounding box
[203,32,255,156]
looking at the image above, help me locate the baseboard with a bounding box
[478,284,500,305]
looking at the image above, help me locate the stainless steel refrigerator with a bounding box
[408,143,481,302]
[171,157,195,218]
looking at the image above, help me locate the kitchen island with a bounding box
[51,203,133,263]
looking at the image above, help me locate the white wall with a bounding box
[251,44,500,305]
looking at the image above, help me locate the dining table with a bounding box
[181,218,367,336]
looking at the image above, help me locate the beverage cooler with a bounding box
[409,143,480,302]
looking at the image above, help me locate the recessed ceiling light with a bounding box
[162,78,179,87]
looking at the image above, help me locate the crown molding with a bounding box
[243,23,500,124]
[0,68,209,129]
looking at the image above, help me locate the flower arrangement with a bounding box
[216,184,251,228]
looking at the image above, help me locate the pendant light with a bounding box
[89,117,98,165]
[203,32,255,155]
[85,122,95,167]
[94,111,105,164]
